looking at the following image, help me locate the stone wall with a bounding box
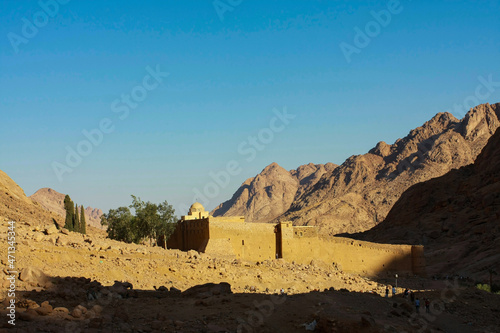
[206,220,277,261]
[167,217,425,277]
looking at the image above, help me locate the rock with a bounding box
[187,250,199,259]
[16,299,39,309]
[110,281,133,298]
[53,307,70,314]
[156,286,168,292]
[71,308,83,319]
[84,309,96,319]
[60,228,70,235]
[170,286,181,294]
[35,302,52,316]
[56,236,68,246]
[91,305,103,315]
[47,235,57,245]
[33,233,44,242]
[19,267,49,286]
[71,305,87,318]
[44,225,58,235]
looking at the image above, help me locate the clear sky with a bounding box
[1,0,499,216]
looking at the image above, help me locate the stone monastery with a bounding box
[167,203,425,277]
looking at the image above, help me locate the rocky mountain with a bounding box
[350,127,500,278]
[211,162,337,222]
[215,103,500,235]
[0,170,63,227]
[30,188,104,229]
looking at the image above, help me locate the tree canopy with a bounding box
[101,195,177,246]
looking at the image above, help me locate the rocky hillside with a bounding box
[211,162,337,222]
[215,103,500,235]
[350,127,500,278]
[0,170,63,227]
[30,188,104,229]
[2,219,499,332]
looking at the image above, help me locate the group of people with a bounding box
[384,287,430,314]
[404,288,431,314]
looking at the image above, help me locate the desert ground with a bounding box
[1,220,499,333]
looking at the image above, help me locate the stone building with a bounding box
[167,203,425,276]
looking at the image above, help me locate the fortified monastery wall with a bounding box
[168,203,425,276]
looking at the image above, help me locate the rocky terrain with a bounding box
[212,163,337,223]
[1,220,499,332]
[30,188,104,230]
[0,170,63,228]
[350,127,500,281]
[0,136,499,331]
[215,103,500,235]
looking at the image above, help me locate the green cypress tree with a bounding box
[64,195,74,231]
[74,203,80,233]
[80,205,87,234]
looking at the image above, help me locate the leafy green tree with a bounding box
[64,195,75,231]
[156,199,176,248]
[101,206,138,243]
[101,195,177,246]
[80,205,87,234]
[74,203,80,232]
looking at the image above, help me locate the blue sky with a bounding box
[1,0,499,216]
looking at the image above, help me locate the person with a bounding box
[385,286,389,298]
[415,298,420,314]
[410,290,415,304]
[403,288,409,299]
[392,286,396,297]
[425,298,430,313]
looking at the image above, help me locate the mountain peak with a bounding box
[30,187,104,229]
[214,102,500,235]
[0,170,63,226]
[211,161,336,222]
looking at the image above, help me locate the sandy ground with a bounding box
[1,220,499,332]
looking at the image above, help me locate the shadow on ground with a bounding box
[2,273,500,333]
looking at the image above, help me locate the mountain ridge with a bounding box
[211,162,338,222]
[30,187,104,230]
[349,126,500,278]
[0,170,63,226]
[213,103,500,235]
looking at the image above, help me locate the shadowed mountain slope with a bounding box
[350,126,500,278]
[214,103,500,235]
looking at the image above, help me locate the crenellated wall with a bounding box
[167,207,425,277]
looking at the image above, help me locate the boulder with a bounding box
[33,233,44,242]
[44,225,58,235]
[19,267,49,287]
[56,236,68,246]
[35,302,53,316]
